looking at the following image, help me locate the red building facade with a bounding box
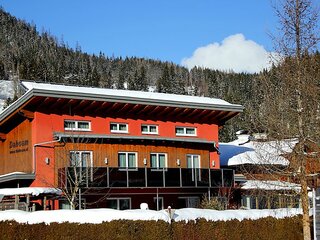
[0,81,243,210]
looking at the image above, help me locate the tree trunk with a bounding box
[301,175,311,240]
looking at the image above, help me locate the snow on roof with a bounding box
[219,134,297,166]
[0,172,35,183]
[0,187,62,197]
[0,172,28,178]
[0,208,302,224]
[241,180,301,191]
[21,81,243,110]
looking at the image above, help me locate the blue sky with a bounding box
[0,0,280,72]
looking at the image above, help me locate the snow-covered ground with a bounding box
[0,80,14,112]
[0,208,302,225]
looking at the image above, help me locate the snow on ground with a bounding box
[0,209,170,224]
[0,208,302,225]
[0,80,14,112]
[173,208,302,222]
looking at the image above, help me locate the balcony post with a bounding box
[126,169,129,188]
[78,188,81,210]
[179,167,182,187]
[107,166,109,187]
[163,168,165,187]
[145,165,148,187]
[156,188,159,211]
[195,169,197,187]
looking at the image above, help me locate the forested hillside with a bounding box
[0,7,263,141]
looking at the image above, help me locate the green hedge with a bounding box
[0,217,302,240]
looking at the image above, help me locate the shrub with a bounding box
[200,195,225,210]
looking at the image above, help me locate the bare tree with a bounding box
[252,0,319,239]
[55,136,109,210]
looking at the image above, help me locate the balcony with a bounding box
[58,167,234,189]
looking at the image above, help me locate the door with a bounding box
[187,154,201,181]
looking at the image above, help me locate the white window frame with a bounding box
[141,124,158,135]
[187,154,201,181]
[118,152,138,169]
[69,151,93,167]
[64,120,91,131]
[69,151,93,182]
[186,154,201,169]
[175,126,197,136]
[110,122,128,133]
[150,153,167,169]
[106,198,131,210]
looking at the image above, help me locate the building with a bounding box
[0,81,243,210]
[220,132,301,209]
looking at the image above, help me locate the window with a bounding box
[70,151,93,167]
[153,197,164,210]
[118,152,137,169]
[187,154,200,169]
[150,153,167,169]
[110,123,128,133]
[141,124,158,134]
[106,198,131,210]
[178,197,200,208]
[187,154,201,181]
[64,120,91,131]
[175,126,197,136]
[69,151,93,182]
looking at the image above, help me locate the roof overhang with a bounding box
[0,172,35,183]
[0,81,244,130]
[54,132,218,150]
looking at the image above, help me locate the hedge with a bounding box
[0,216,303,240]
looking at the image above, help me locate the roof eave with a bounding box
[31,88,244,113]
[54,132,217,146]
[0,86,243,126]
[0,90,34,124]
[0,172,35,183]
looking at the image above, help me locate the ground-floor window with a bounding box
[59,198,86,210]
[241,194,300,209]
[106,198,131,210]
[153,197,164,210]
[178,196,200,208]
[59,200,71,210]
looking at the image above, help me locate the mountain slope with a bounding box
[0,80,14,111]
[0,7,259,141]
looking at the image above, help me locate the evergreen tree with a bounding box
[117,72,125,89]
[157,65,172,93]
[135,66,148,91]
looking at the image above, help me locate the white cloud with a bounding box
[181,34,274,73]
